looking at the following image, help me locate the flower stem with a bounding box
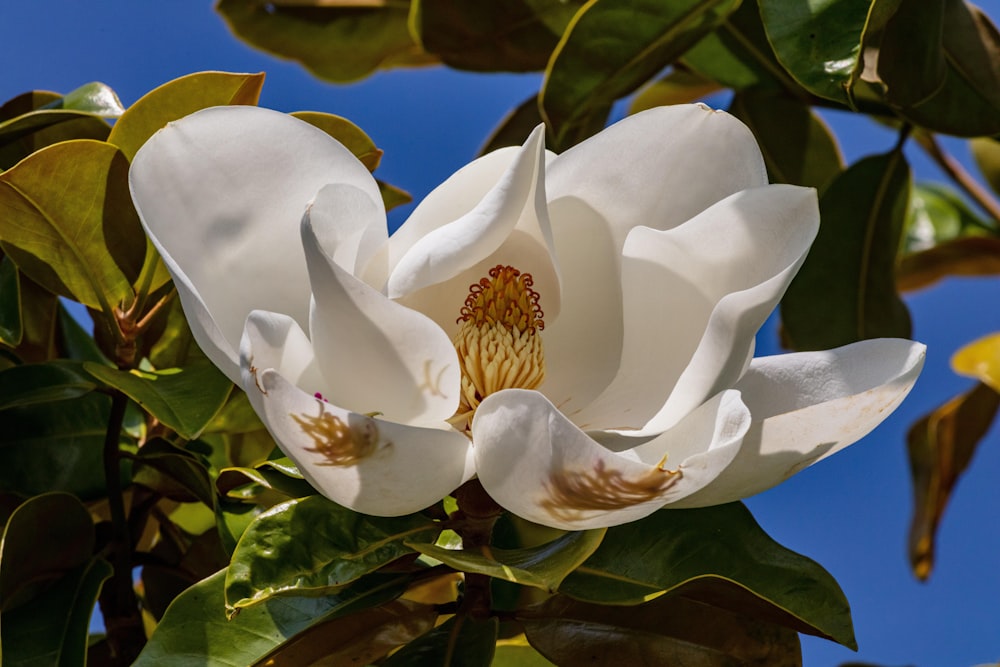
[452,479,503,619]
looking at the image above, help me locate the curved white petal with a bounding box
[130,105,382,381]
[472,389,749,530]
[668,339,927,508]
[546,104,768,250]
[307,183,388,283]
[240,312,475,516]
[570,185,818,433]
[302,215,460,426]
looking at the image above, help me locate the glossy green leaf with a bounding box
[135,568,410,667]
[291,111,383,171]
[0,140,143,311]
[867,0,947,107]
[84,360,233,440]
[0,255,22,346]
[107,71,266,161]
[382,615,498,667]
[414,0,585,71]
[541,0,740,149]
[217,464,316,502]
[53,82,126,117]
[480,95,545,155]
[0,360,96,410]
[0,557,112,667]
[0,392,131,499]
[681,0,797,92]
[907,382,1000,580]
[216,0,434,84]
[971,136,1000,197]
[902,182,993,254]
[629,68,722,114]
[408,528,605,592]
[897,236,1000,291]
[782,150,912,351]
[558,503,856,649]
[729,91,843,192]
[225,495,437,611]
[132,439,216,507]
[759,0,870,104]
[521,594,801,666]
[0,492,94,612]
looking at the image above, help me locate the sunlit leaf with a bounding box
[901,182,994,254]
[897,236,1000,291]
[558,503,856,649]
[493,636,556,667]
[729,91,843,192]
[414,0,585,71]
[0,360,96,411]
[215,0,435,83]
[971,136,1000,197]
[952,332,1000,392]
[84,360,233,440]
[541,0,740,149]
[0,140,143,311]
[107,71,266,161]
[291,111,383,171]
[629,68,722,114]
[521,594,801,666]
[408,529,605,592]
[907,382,1000,580]
[225,495,437,611]
[135,568,410,666]
[381,615,498,667]
[782,150,912,350]
[217,464,316,502]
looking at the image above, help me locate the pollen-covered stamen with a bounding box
[449,265,546,431]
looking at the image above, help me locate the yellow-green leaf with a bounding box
[952,332,1000,392]
[291,111,383,171]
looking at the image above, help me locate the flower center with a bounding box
[449,265,545,431]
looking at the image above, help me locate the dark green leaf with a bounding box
[0,255,22,346]
[291,111,383,171]
[868,0,947,107]
[108,71,266,161]
[729,91,843,192]
[132,439,216,507]
[0,492,94,612]
[408,528,605,592]
[480,95,545,155]
[415,0,585,71]
[759,0,871,104]
[135,568,410,666]
[782,150,912,350]
[2,268,58,364]
[216,464,316,502]
[521,594,801,666]
[0,557,112,667]
[225,495,437,611]
[558,504,856,649]
[907,382,1000,580]
[629,68,722,114]
[56,303,110,365]
[0,360,96,411]
[215,0,435,84]
[541,0,740,149]
[84,360,233,440]
[382,615,498,667]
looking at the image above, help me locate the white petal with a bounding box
[668,339,927,508]
[307,183,388,283]
[546,104,767,250]
[569,185,818,434]
[240,312,475,516]
[472,389,749,530]
[130,106,382,381]
[301,215,460,426]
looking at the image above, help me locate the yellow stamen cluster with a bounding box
[450,265,545,431]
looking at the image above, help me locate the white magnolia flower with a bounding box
[130,104,925,530]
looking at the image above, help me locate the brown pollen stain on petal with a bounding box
[541,458,682,523]
[292,403,387,467]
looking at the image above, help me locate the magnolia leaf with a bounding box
[108,71,265,161]
[216,464,317,502]
[0,492,94,612]
[480,95,544,155]
[866,0,948,107]
[381,615,498,667]
[132,439,217,507]
[521,594,801,666]
[225,495,437,612]
[729,91,843,192]
[901,182,994,254]
[971,136,1000,197]
[558,503,856,649]
[897,236,1000,291]
[215,0,435,83]
[493,637,557,667]
[907,382,1000,580]
[758,0,870,104]
[378,179,414,211]
[782,150,912,350]
[0,557,112,667]
[84,360,233,440]
[541,0,740,150]
[52,81,125,116]
[414,0,585,71]
[952,333,1000,392]
[407,528,605,592]
[291,111,383,171]
[0,255,22,347]
[3,267,59,364]
[0,360,96,410]
[630,69,722,114]
[0,139,143,311]
[202,389,267,435]
[135,568,410,666]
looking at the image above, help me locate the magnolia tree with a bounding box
[0,1,997,665]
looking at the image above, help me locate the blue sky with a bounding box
[4,2,1000,664]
